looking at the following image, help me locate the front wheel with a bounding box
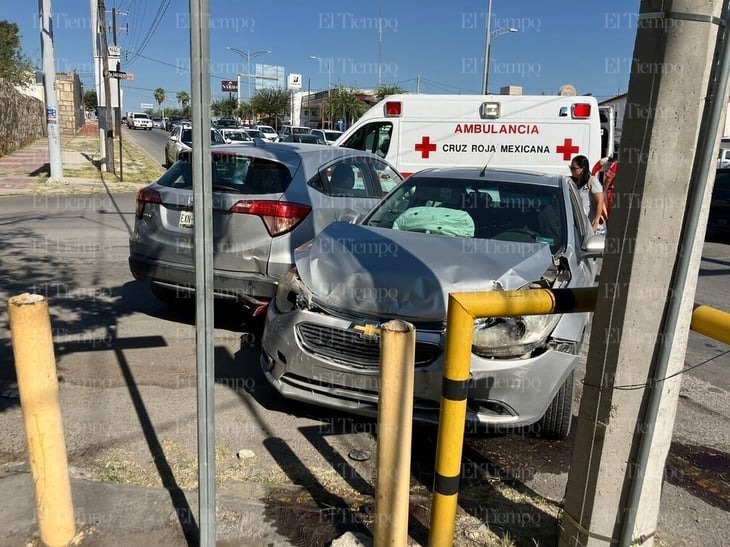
[534,370,574,439]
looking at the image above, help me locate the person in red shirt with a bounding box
[592,155,618,215]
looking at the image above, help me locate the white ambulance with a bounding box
[336,94,613,177]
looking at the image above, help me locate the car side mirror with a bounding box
[582,233,605,258]
[341,211,362,224]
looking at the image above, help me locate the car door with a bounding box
[306,156,403,234]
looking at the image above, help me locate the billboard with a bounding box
[222,80,238,93]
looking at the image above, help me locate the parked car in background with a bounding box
[219,129,253,143]
[129,144,402,310]
[707,168,730,238]
[164,126,226,167]
[215,118,240,129]
[279,125,311,141]
[280,133,326,145]
[245,128,267,140]
[165,115,184,132]
[261,167,605,438]
[127,112,153,130]
[311,129,343,145]
[255,125,279,142]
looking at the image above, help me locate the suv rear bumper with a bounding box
[129,254,277,303]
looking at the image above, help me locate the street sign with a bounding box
[108,70,126,79]
[140,103,154,109]
[288,73,302,90]
[108,45,121,57]
[221,80,237,93]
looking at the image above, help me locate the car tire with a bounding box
[151,284,192,307]
[535,369,574,439]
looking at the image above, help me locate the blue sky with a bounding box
[5,1,639,111]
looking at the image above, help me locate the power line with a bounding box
[126,0,172,66]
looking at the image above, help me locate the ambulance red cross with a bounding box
[336,94,613,178]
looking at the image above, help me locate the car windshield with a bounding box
[325,131,343,141]
[157,153,293,194]
[226,131,250,141]
[246,129,264,138]
[293,127,310,135]
[363,177,566,253]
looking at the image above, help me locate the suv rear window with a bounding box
[157,153,293,194]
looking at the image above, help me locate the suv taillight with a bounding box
[229,200,311,236]
[135,188,161,218]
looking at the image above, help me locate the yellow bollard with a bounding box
[9,293,76,547]
[375,320,416,547]
[429,296,473,546]
[691,304,730,344]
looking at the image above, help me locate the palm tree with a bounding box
[176,91,190,117]
[154,87,165,118]
[326,86,369,127]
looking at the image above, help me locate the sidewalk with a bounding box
[0,462,372,546]
[0,125,160,196]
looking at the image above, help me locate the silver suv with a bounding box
[129,143,402,310]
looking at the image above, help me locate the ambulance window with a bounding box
[341,122,393,157]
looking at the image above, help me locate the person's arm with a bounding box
[590,176,605,232]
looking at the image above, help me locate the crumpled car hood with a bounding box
[295,221,554,322]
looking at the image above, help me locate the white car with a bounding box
[255,125,279,142]
[219,128,253,143]
[311,129,343,145]
[127,113,153,130]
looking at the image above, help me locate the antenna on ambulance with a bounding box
[479,151,496,177]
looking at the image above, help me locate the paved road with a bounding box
[0,193,727,546]
[123,124,169,170]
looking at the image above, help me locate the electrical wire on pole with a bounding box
[98,0,115,174]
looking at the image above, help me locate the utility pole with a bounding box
[38,0,63,182]
[560,2,727,546]
[98,0,115,174]
[111,7,127,181]
[89,0,105,167]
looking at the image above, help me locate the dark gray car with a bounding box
[129,143,402,309]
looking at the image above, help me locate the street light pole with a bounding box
[483,26,518,94]
[309,56,332,129]
[481,0,492,95]
[226,46,272,106]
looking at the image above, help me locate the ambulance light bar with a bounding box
[384,101,402,117]
[558,103,592,119]
[479,102,500,119]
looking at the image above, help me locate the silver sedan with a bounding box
[261,167,604,438]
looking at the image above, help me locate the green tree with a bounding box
[235,101,253,123]
[374,84,407,101]
[326,86,369,127]
[250,88,290,129]
[211,97,237,118]
[176,90,190,116]
[83,90,98,113]
[0,20,34,86]
[154,87,166,116]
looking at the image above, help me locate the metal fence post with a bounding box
[375,320,416,546]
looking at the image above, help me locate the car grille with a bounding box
[295,322,442,369]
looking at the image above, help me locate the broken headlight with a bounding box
[274,269,311,313]
[472,314,561,358]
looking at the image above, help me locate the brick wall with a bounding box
[0,78,46,158]
[56,72,85,136]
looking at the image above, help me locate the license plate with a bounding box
[179,210,194,228]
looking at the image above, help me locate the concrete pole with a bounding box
[98,0,115,174]
[89,0,106,166]
[481,0,492,94]
[560,2,725,546]
[9,293,75,546]
[38,0,64,182]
